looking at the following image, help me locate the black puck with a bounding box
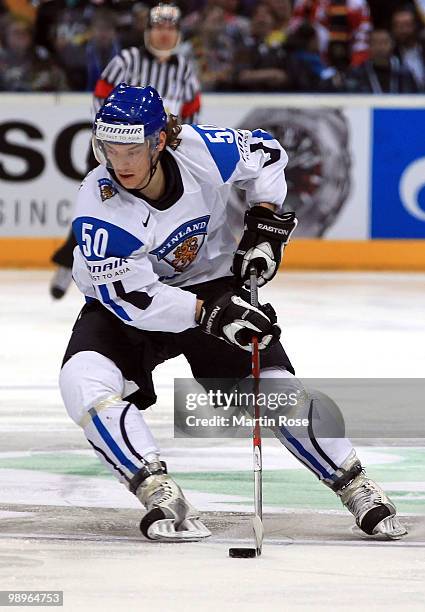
[229,548,256,558]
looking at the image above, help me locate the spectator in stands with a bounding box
[190,5,235,90]
[1,0,35,22]
[33,0,135,88]
[52,1,92,90]
[85,9,121,91]
[0,14,68,91]
[105,0,148,46]
[180,0,210,38]
[367,1,416,29]
[392,6,425,90]
[120,2,150,48]
[291,0,372,70]
[264,0,292,46]
[182,0,249,43]
[285,20,343,90]
[33,0,89,57]
[234,3,289,91]
[239,0,260,16]
[346,28,419,92]
[413,0,425,26]
[216,0,251,43]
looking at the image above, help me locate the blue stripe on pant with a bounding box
[91,411,139,475]
[279,424,334,481]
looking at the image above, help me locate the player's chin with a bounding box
[116,172,138,187]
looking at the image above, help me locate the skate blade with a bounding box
[373,516,408,540]
[147,518,211,542]
[351,516,408,540]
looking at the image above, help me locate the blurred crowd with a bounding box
[1,0,425,93]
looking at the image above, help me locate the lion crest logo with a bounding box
[150,216,210,273]
[171,236,200,272]
[98,178,118,202]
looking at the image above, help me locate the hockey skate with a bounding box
[50,266,73,299]
[134,460,211,542]
[334,451,407,539]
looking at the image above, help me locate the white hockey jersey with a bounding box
[72,124,288,333]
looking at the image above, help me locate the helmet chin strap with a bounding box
[136,146,163,192]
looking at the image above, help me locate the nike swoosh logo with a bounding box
[142,211,151,227]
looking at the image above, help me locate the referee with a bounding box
[93,3,201,121]
[50,3,202,299]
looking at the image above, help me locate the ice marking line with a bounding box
[212,537,425,548]
[0,533,424,547]
[0,383,174,390]
[0,385,59,390]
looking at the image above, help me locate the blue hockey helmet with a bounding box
[92,83,167,167]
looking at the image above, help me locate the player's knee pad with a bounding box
[243,367,310,420]
[258,366,296,380]
[253,370,346,437]
[82,400,159,471]
[59,350,125,425]
[306,388,346,439]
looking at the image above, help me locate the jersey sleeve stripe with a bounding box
[98,284,132,321]
[93,79,115,100]
[181,92,201,120]
[113,280,153,310]
[191,125,240,182]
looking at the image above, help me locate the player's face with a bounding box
[104,142,151,189]
[149,23,179,50]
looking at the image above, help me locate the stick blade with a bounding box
[252,514,264,555]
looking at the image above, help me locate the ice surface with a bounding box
[0,271,424,611]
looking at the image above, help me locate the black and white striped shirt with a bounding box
[93,46,201,123]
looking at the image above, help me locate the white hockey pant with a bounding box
[249,367,354,486]
[59,351,159,488]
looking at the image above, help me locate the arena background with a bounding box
[1,92,424,611]
[1,93,425,269]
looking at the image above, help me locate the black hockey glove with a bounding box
[199,291,280,351]
[232,206,298,287]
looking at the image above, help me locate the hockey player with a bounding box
[59,83,407,541]
[49,3,201,300]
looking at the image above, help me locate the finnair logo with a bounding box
[96,121,145,143]
[87,257,132,284]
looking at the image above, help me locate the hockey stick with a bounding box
[228,266,264,559]
[250,265,264,556]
